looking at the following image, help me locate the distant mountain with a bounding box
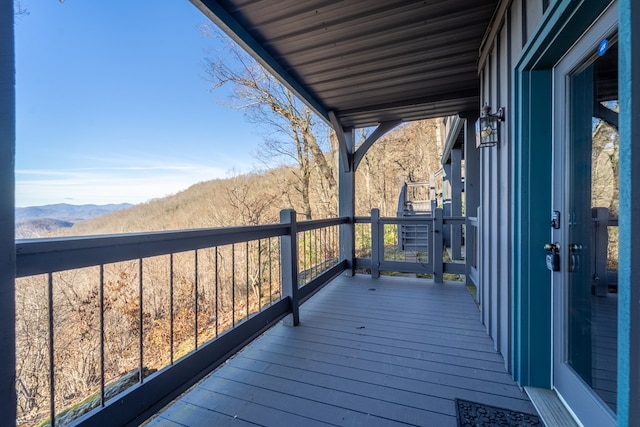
[15,203,133,238]
[16,218,74,239]
[16,203,133,223]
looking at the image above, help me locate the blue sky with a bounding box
[14,0,264,207]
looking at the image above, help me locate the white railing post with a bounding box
[280,209,300,325]
[433,208,444,283]
[371,209,381,278]
[592,207,609,297]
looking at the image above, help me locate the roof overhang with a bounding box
[191,0,499,128]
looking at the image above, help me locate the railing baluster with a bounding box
[99,264,105,406]
[320,226,325,270]
[48,272,55,427]
[315,228,319,277]
[268,238,273,305]
[139,259,143,383]
[337,224,340,261]
[169,254,174,364]
[232,244,235,327]
[194,250,199,349]
[258,239,262,311]
[214,247,219,338]
[302,230,307,281]
[245,241,249,320]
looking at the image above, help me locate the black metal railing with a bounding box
[15,212,347,427]
[297,219,340,287]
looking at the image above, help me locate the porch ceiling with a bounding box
[192,0,499,128]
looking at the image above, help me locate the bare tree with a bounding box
[203,30,336,219]
[14,1,29,17]
[209,172,281,225]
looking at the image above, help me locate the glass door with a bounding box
[551,3,618,426]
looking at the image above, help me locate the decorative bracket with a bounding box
[353,120,402,171]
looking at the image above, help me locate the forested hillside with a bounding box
[57,119,442,237]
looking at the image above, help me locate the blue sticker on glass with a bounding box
[598,39,609,56]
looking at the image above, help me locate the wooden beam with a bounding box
[353,120,402,171]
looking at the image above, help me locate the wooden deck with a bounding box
[147,274,536,426]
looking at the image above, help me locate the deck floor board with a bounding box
[147,274,536,427]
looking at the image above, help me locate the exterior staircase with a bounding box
[397,181,433,254]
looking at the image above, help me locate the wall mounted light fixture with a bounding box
[475,105,505,148]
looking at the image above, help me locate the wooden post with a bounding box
[592,207,609,297]
[280,209,299,326]
[450,148,463,260]
[464,114,480,288]
[371,209,381,278]
[432,208,443,283]
[442,163,451,249]
[0,1,16,422]
[338,127,356,276]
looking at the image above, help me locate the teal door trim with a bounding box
[618,1,640,424]
[511,0,612,388]
[512,69,552,388]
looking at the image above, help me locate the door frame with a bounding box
[513,0,640,425]
[512,0,613,390]
[551,4,618,425]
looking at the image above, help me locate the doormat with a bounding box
[455,398,542,427]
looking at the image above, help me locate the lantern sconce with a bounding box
[475,105,505,148]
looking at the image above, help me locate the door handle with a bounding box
[544,243,560,253]
[569,244,583,252]
[544,243,560,272]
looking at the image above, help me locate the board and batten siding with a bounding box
[476,0,547,371]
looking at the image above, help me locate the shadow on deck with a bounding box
[147,275,535,426]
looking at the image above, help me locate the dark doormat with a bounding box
[456,398,542,426]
